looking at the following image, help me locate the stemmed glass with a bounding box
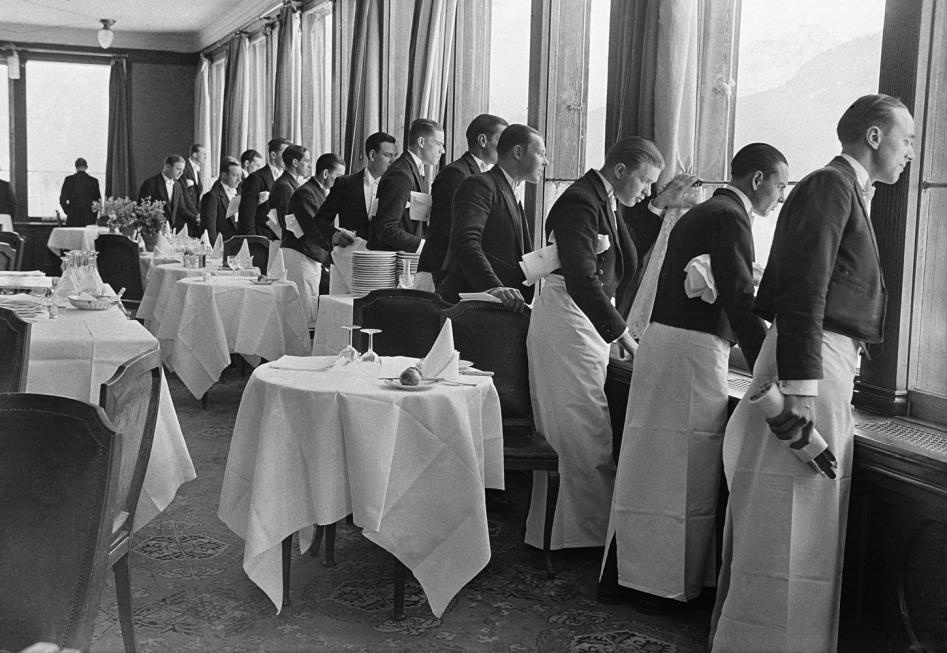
[228,255,241,278]
[336,325,362,366]
[358,328,382,366]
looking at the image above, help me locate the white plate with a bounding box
[382,379,434,391]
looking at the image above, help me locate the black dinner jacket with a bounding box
[367,153,424,252]
[437,166,534,304]
[200,180,237,244]
[238,165,278,239]
[270,171,299,232]
[314,169,372,241]
[59,170,101,227]
[546,169,636,343]
[138,172,198,234]
[285,178,333,264]
[650,188,767,369]
[418,152,482,279]
[182,159,203,216]
[755,156,887,380]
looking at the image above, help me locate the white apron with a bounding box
[711,325,859,652]
[282,247,322,327]
[525,275,615,549]
[606,322,729,600]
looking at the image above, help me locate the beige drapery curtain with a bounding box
[301,4,333,157]
[342,0,383,169]
[194,57,215,194]
[246,27,279,153]
[221,35,251,162]
[273,6,303,142]
[404,0,458,139]
[105,57,134,198]
[207,56,228,187]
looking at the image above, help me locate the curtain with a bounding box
[273,6,302,142]
[301,4,333,157]
[221,35,250,163]
[442,0,490,163]
[247,26,279,154]
[207,56,228,182]
[106,57,134,198]
[404,0,458,136]
[342,0,383,169]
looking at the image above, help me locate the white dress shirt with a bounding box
[363,168,380,214]
[163,174,175,202]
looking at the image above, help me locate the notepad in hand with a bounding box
[519,234,610,285]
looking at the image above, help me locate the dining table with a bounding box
[26,303,196,531]
[218,354,504,618]
[47,225,108,255]
[138,252,182,289]
[156,275,310,399]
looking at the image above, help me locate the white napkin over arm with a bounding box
[684,254,718,304]
[420,319,460,380]
[519,233,610,286]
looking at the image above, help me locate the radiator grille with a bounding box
[856,420,947,455]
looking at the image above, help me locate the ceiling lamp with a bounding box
[97,19,116,49]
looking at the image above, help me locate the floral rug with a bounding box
[91,366,712,652]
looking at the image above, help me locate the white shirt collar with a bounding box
[363,167,379,185]
[190,158,201,172]
[268,164,283,181]
[471,153,491,172]
[497,165,520,193]
[407,150,425,176]
[222,182,236,197]
[724,184,754,216]
[593,169,615,197]
[840,153,872,191]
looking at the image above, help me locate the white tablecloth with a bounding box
[138,253,182,290]
[156,276,311,398]
[218,355,504,617]
[47,226,107,255]
[27,305,196,531]
[0,214,12,232]
[311,294,355,356]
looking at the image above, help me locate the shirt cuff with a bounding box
[648,201,664,216]
[610,327,629,345]
[416,238,425,254]
[779,379,819,396]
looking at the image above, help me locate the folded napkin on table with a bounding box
[236,239,253,268]
[267,246,286,280]
[683,254,717,304]
[421,319,460,380]
[199,230,211,249]
[519,233,610,286]
[175,224,187,240]
[211,233,224,258]
[153,232,173,257]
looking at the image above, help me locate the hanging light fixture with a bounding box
[97,19,116,49]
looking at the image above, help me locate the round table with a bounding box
[47,225,108,255]
[156,276,311,398]
[218,355,503,617]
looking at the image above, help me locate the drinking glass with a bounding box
[358,328,382,366]
[227,256,241,278]
[336,324,362,366]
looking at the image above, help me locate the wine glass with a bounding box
[358,328,383,366]
[228,255,241,278]
[336,324,362,366]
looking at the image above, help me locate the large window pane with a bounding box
[26,60,109,218]
[584,0,609,168]
[734,0,885,264]
[0,63,10,184]
[489,0,531,125]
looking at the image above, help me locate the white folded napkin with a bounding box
[519,233,610,286]
[175,224,187,240]
[154,232,173,257]
[212,233,224,258]
[330,236,367,294]
[236,239,253,268]
[421,319,460,380]
[267,246,287,280]
[266,209,282,238]
[269,355,334,371]
[458,292,501,303]
[284,213,304,239]
[200,230,211,249]
[683,254,717,304]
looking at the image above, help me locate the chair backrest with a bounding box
[0,231,24,270]
[353,289,443,357]
[0,307,30,392]
[223,235,270,271]
[442,301,532,422]
[98,347,162,543]
[95,234,144,300]
[0,242,15,271]
[0,393,122,651]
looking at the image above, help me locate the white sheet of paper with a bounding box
[258,191,270,205]
[226,195,241,218]
[458,292,502,303]
[284,214,304,239]
[409,191,433,223]
[266,209,282,238]
[368,197,379,220]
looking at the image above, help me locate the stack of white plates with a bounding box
[351,250,397,296]
[395,251,420,279]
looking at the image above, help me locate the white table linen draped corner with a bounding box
[156,276,311,399]
[311,294,356,356]
[217,355,504,618]
[137,263,205,335]
[47,225,108,255]
[138,253,182,290]
[26,305,196,531]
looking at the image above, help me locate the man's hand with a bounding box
[652,173,701,210]
[487,286,526,312]
[332,230,355,247]
[766,394,815,440]
[616,332,638,359]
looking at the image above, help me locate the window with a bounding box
[25,60,109,217]
[584,0,609,168]
[734,0,885,265]
[0,62,9,182]
[489,0,531,125]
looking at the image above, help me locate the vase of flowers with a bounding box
[134,198,167,252]
[92,196,137,235]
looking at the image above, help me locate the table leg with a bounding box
[393,559,407,621]
[323,523,337,567]
[282,535,293,606]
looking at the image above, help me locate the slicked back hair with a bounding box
[190,143,204,155]
[497,124,541,157]
[836,94,908,146]
[730,143,788,179]
[465,114,509,148]
[267,137,292,154]
[281,144,308,169]
[316,153,346,176]
[408,118,442,144]
[220,159,241,174]
[602,137,664,171]
[365,131,396,155]
[164,154,185,167]
[240,149,262,166]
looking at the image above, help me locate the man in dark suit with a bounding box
[711,95,915,652]
[367,118,445,252]
[285,153,345,324]
[315,131,398,242]
[437,124,544,309]
[59,158,101,227]
[182,144,207,222]
[600,144,787,612]
[416,114,508,290]
[138,155,199,234]
[271,144,310,236]
[238,137,291,239]
[201,159,242,244]
[524,137,664,554]
[0,178,14,219]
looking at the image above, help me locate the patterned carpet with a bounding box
[90,366,712,652]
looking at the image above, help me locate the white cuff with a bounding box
[610,327,630,345]
[779,379,819,396]
[648,201,665,216]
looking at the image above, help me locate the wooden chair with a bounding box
[0,241,15,271]
[223,235,270,271]
[0,306,31,392]
[352,289,444,357]
[443,300,560,578]
[0,393,122,652]
[0,230,25,270]
[99,348,162,653]
[96,234,144,315]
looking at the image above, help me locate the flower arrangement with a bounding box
[92,196,137,231]
[134,198,168,236]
